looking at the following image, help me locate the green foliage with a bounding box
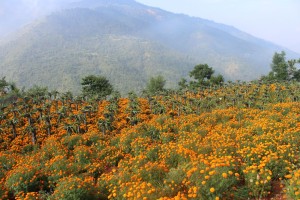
[185,64,224,88]
[50,176,101,200]
[140,162,167,186]
[292,67,300,81]
[262,51,300,81]
[285,170,300,200]
[210,74,224,85]
[2,3,296,95]
[0,77,19,95]
[0,153,15,179]
[190,64,214,83]
[0,77,20,106]
[178,78,188,90]
[243,169,272,199]
[62,135,83,151]
[146,75,166,94]
[73,145,93,166]
[26,85,48,98]
[81,75,113,99]
[45,155,72,187]
[5,161,47,195]
[0,77,8,95]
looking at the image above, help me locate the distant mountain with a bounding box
[0,0,298,94]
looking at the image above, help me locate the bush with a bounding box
[5,163,47,195]
[50,175,103,200]
[44,155,74,188]
[62,135,83,151]
[285,169,300,200]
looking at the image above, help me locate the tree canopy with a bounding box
[262,51,300,81]
[0,77,19,97]
[145,75,166,94]
[81,75,113,99]
[189,64,214,83]
[179,64,224,89]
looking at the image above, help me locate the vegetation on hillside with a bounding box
[1,73,300,199]
[0,52,300,199]
[81,75,113,100]
[1,1,297,94]
[261,51,300,81]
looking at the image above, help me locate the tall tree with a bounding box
[81,75,113,99]
[269,51,289,81]
[189,64,224,87]
[190,64,214,84]
[146,75,166,94]
[293,68,300,81]
[262,51,300,81]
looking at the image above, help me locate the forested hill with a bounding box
[0,0,298,94]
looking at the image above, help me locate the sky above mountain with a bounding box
[136,0,300,54]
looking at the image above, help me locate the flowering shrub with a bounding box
[0,82,299,199]
[285,169,300,199]
[5,158,47,196]
[50,175,102,200]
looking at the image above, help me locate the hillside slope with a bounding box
[0,82,299,199]
[0,0,298,93]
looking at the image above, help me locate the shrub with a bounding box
[61,135,83,151]
[5,163,47,195]
[285,169,300,200]
[50,175,103,200]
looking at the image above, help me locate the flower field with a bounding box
[0,82,299,199]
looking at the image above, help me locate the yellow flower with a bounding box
[209,170,215,175]
[222,173,228,178]
[285,174,292,179]
[210,187,215,193]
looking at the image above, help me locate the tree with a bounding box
[188,64,224,87]
[0,77,9,96]
[289,59,300,81]
[293,68,300,81]
[190,64,214,84]
[269,51,289,81]
[26,85,48,98]
[81,75,113,99]
[210,74,224,85]
[263,51,300,81]
[0,77,20,106]
[178,78,188,90]
[0,77,19,96]
[146,75,166,94]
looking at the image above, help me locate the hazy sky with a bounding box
[136,0,300,54]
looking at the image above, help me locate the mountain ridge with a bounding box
[0,0,299,94]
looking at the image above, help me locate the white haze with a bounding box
[0,0,80,36]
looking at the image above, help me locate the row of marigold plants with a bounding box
[0,82,299,199]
